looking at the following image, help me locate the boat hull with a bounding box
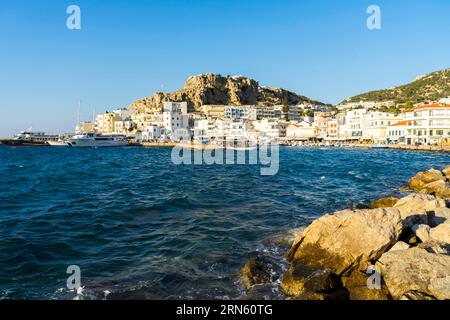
[47,141,68,147]
[67,138,128,148]
[1,140,50,147]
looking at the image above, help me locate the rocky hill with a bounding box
[344,68,450,105]
[128,73,323,112]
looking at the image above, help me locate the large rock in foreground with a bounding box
[286,208,403,276]
[377,247,450,300]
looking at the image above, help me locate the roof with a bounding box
[390,120,409,127]
[406,103,450,112]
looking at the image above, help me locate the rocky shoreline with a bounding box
[242,166,450,300]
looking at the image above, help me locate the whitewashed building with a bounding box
[403,103,450,145]
[364,112,399,143]
[387,121,408,144]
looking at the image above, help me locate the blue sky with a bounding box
[1,0,449,136]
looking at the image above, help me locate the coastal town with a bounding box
[3,97,450,149]
[56,97,450,148]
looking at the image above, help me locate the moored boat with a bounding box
[1,130,58,147]
[67,133,129,147]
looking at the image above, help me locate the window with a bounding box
[436,130,444,136]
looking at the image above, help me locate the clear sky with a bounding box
[1,0,449,136]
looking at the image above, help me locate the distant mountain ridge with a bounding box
[128,73,324,112]
[344,68,450,105]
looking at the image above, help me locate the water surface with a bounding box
[0,146,449,299]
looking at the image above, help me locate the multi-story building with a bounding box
[202,105,225,120]
[273,105,302,121]
[364,112,399,143]
[131,110,164,131]
[387,121,409,144]
[96,108,136,134]
[340,109,368,140]
[96,112,121,133]
[326,118,340,140]
[403,103,450,145]
[251,119,279,141]
[114,120,136,134]
[286,122,318,140]
[313,111,332,139]
[142,125,164,142]
[163,102,189,140]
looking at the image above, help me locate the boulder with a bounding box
[428,207,450,227]
[412,224,431,242]
[400,291,436,300]
[394,193,446,228]
[428,276,450,300]
[286,208,403,276]
[422,180,450,199]
[388,241,410,252]
[408,169,446,192]
[430,223,450,244]
[241,256,272,289]
[442,165,450,180]
[377,247,450,300]
[370,197,399,209]
[417,241,450,255]
[343,270,391,300]
[281,264,341,297]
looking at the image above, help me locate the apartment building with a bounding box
[403,103,450,145]
[364,112,399,143]
[387,121,409,144]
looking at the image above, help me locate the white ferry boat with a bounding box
[2,130,59,147]
[67,133,129,147]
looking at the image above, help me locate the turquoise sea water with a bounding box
[0,146,449,299]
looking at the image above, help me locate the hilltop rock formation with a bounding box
[128,73,323,112]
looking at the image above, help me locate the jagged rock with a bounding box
[377,247,450,300]
[281,264,341,297]
[430,223,450,244]
[388,241,410,252]
[286,208,402,276]
[412,224,431,242]
[400,291,436,300]
[394,193,446,228]
[417,241,450,255]
[442,165,450,180]
[428,207,450,227]
[343,270,391,300]
[370,197,399,209]
[428,276,450,300]
[422,180,450,199]
[241,256,272,289]
[408,169,446,192]
[128,73,322,112]
[400,231,420,245]
[291,289,349,301]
